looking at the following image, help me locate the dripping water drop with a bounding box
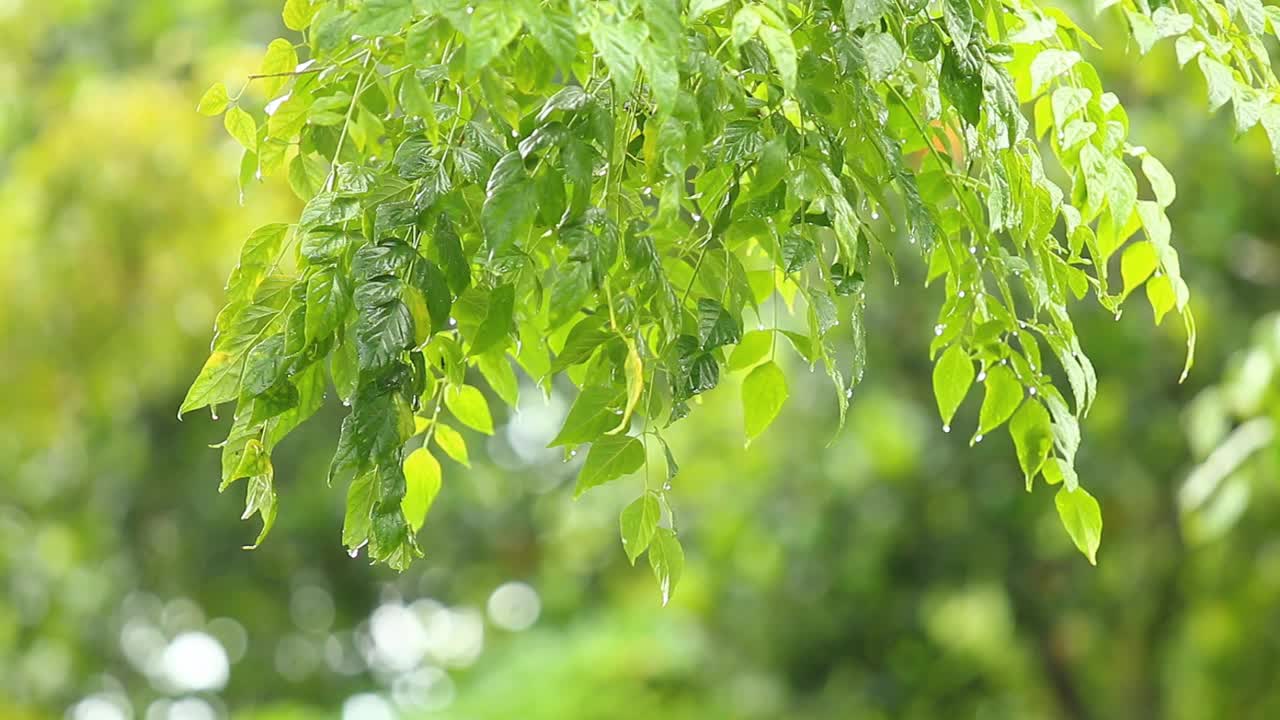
[958,290,966,298]
[1028,387,1037,396]
[845,388,853,398]
[449,317,458,327]
[510,129,520,138]
[663,482,673,491]
[969,245,977,254]
[943,424,951,433]
[974,434,984,443]
[691,213,703,223]
[977,371,987,382]
[934,324,945,336]
[871,211,880,220]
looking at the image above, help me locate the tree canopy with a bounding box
[185,0,1280,591]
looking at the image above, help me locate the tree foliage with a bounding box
[187,0,1280,588]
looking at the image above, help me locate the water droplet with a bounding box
[465,5,475,14]
[934,324,945,336]
[977,371,987,382]
[1114,311,1122,321]
[871,211,880,220]
[570,449,578,457]
[663,482,673,491]
[210,409,219,421]
[974,434,985,443]
[1000,359,1008,365]
[348,547,359,558]
[643,186,653,196]
[958,290,966,298]
[830,23,841,32]
[1018,321,1027,329]
[510,129,520,138]
[757,322,765,330]
[691,213,703,223]
[449,317,458,327]
[1028,387,1038,396]
[943,424,951,433]
[969,245,978,254]
[845,388,853,398]
[909,238,916,244]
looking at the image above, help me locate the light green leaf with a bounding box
[728,330,773,371]
[1146,275,1177,324]
[861,32,903,83]
[689,0,730,22]
[181,350,244,416]
[932,344,975,428]
[402,447,443,533]
[224,106,258,153]
[1029,49,1081,96]
[550,385,624,447]
[743,360,788,441]
[466,2,523,71]
[259,38,299,97]
[590,17,648,98]
[620,492,662,564]
[445,385,494,435]
[576,435,645,497]
[352,0,414,36]
[1010,400,1052,489]
[432,422,471,467]
[978,365,1023,436]
[197,82,230,116]
[1141,154,1176,207]
[1198,55,1234,111]
[283,0,320,31]
[648,527,685,606]
[757,26,797,92]
[1120,241,1158,301]
[731,7,762,48]
[343,471,376,550]
[1055,485,1102,565]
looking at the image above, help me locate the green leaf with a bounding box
[620,492,662,564]
[343,471,376,551]
[470,284,514,355]
[590,17,648,98]
[283,0,320,31]
[476,352,520,407]
[728,330,773,371]
[742,360,788,442]
[259,38,299,97]
[689,0,730,22]
[197,82,230,116]
[224,106,258,153]
[576,435,645,497]
[181,350,245,416]
[550,385,624,447]
[432,422,471,467]
[1055,486,1102,565]
[648,527,685,606]
[861,32,903,83]
[1029,49,1081,97]
[941,47,982,126]
[757,26,797,92]
[977,365,1023,436]
[305,269,347,344]
[482,152,536,251]
[1120,241,1158,301]
[402,447,443,533]
[466,2,523,71]
[352,0,414,36]
[355,293,413,372]
[932,344,974,428]
[697,298,741,350]
[445,385,494,435]
[1009,400,1052,489]
[846,0,890,27]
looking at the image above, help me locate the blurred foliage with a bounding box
[2,1,1280,720]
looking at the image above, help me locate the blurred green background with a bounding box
[4,2,1280,719]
